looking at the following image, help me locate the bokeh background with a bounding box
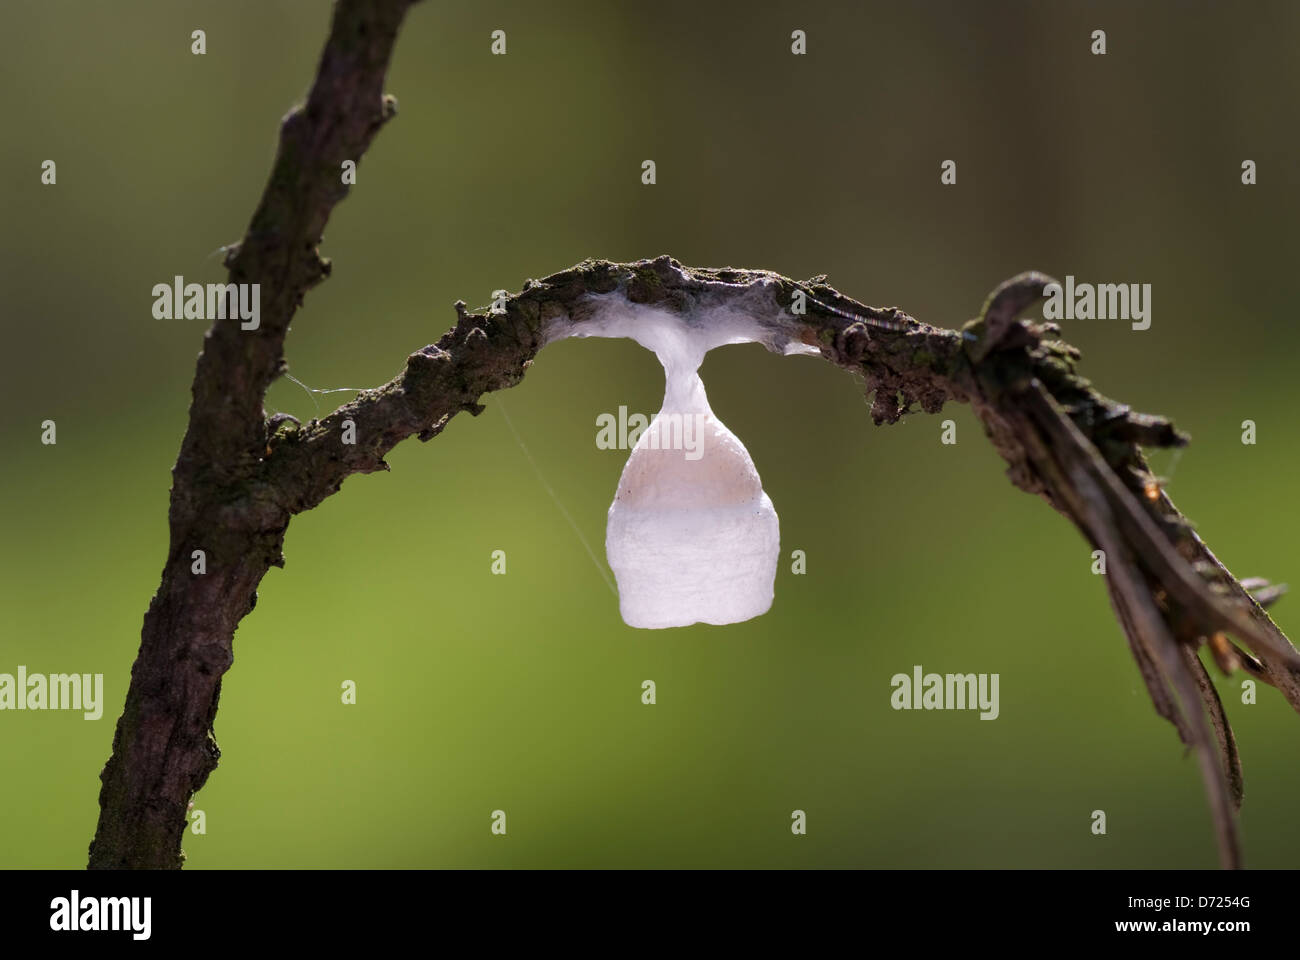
[1,0,1297,869]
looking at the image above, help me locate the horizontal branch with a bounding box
[260,255,969,511]
[260,255,1300,868]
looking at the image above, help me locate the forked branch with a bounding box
[89,0,1296,870]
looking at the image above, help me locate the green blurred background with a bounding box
[1,0,1297,868]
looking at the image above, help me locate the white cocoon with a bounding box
[604,311,780,629]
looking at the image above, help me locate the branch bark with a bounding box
[87,0,419,869]
[90,3,1298,870]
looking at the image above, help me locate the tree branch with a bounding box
[87,0,419,869]
[91,1,1297,870]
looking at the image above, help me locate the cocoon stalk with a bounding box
[606,363,779,629]
[553,285,805,629]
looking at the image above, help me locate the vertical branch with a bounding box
[88,0,418,869]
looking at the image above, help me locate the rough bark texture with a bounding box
[87,0,419,869]
[89,3,1298,870]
